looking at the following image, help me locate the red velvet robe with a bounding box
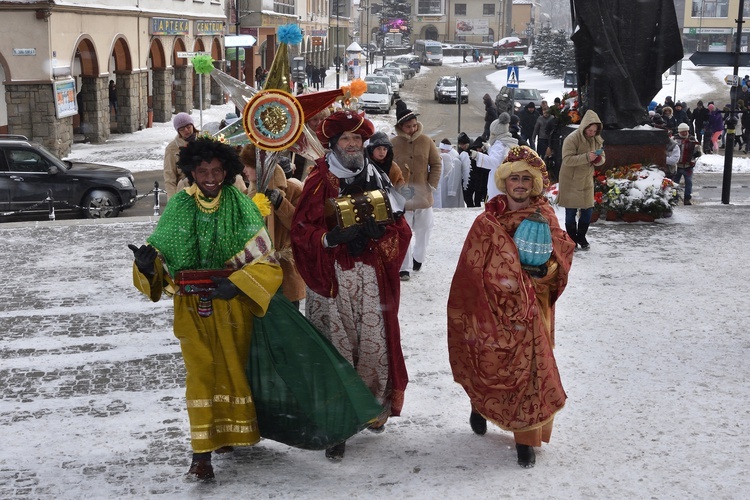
[291,158,412,415]
[447,195,575,433]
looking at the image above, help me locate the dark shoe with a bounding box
[399,271,410,281]
[578,236,590,250]
[564,223,578,247]
[368,423,386,433]
[185,459,215,482]
[412,259,422,272]
[325,441,346,461]
[469,411,487,435]
[214,446,234,454]
[684,200,692,206]
[516,444,536,468]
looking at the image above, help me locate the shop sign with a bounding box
[150,18,189,36]
[195,20,225,36]
[12,48,36,56]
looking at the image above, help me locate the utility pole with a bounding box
[335,0,340,88]
[723,0,745,204]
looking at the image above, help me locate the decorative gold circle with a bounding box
[242,89,305,151]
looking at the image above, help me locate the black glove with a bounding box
[325,225,361,247]
[128,244,157,276]
[400,186,415,200]
[524,264,548,279]
[361,216,386,240]
[208,276,241,300]
[265,189,283,209]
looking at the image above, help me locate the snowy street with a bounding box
[1,203,749,498]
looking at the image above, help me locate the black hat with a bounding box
[526,102,535,109]
[510,114,520,126]
[395,100,419,126]
[457,132,471,145]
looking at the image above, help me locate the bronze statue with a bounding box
[570,0,684,129]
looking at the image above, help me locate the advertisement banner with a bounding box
[54,79,77,119]
[456,19,489,36]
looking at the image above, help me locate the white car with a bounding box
[358,82,391,114]
[433,76,469,104]
[364,75,398,101]
[380,67,405,87]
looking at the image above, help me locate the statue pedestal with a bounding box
[563,126,669,171]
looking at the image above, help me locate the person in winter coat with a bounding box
[470,112,517,201]
[457,133,480,207]
[692,100,709,144]
[366,131,407,191]
[531,108,553,156]
[240,144,306,307]
[437,139,467,208]
[311,67,321,90]
[509,114,529,147]
[662,106,677,133]
[672,122,702,205]
[517,102,541,147]
[707,103,724,153]
[741,103,750,154]
[672,102,690,134]
[558,109,605,250]
[391,100,442,280]
[164,113,198,199]
[482,94,498,140]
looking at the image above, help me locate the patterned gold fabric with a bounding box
[447,195,575,435]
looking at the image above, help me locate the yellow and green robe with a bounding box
[134,184,282,453]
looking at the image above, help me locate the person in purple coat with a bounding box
[707,103,724,154]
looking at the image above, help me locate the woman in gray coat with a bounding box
[558,109,605,250]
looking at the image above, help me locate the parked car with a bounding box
[358,82,392,114]
[451,43,474,51]
[433,76,469,104]
[495,55,527,70]
[495,86,544,113]
[364,75,398,101]
[394,55,421,73]
[379,67,405,87]
[384,61,415,79]
[0,135,137,220]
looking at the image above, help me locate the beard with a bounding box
[333,144,365,171]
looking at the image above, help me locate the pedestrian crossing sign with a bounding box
[507,66,519,88]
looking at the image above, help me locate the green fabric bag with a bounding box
[247,293,384,450]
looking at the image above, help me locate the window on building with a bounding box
[330,0,350,18]
[691,0,729,18]
[417,0,443,16]
[483,4,495,16]
[274,0,295,16]
[455,3,467,15]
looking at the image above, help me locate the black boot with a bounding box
[565,223,578,247]
[577,221,590,250]
[325,441,346,461]
[469,411,487,435]
[515,444,536,468]
[185,452,214,482]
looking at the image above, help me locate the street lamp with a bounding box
[335,0,340,88]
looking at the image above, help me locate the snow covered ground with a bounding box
[3,52,750,498]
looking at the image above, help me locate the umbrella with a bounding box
[495,36,522,48]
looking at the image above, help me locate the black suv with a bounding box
[0,135,137,220]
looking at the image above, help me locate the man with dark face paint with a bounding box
[291,110,412,462]
[129,136,282,482]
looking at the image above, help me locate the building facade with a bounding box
[683,0,750,52]
[0,0,227,157]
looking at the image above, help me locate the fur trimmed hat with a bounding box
[317,110,375,147]
[395,100,419,126]
[494,145,550,197]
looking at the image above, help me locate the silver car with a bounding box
[358,83,391,114]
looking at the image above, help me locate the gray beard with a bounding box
[333,145,365,171]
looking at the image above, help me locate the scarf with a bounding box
[147,184,267,275]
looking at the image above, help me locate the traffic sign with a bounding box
[177,51,209,59]
[724,74,741,86]
[506,66,519,88]
[690,51,750,67]
[225,35,257,47]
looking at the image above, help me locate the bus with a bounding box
[413,40,443,66]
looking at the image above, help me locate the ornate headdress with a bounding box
[494,145,550,196]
